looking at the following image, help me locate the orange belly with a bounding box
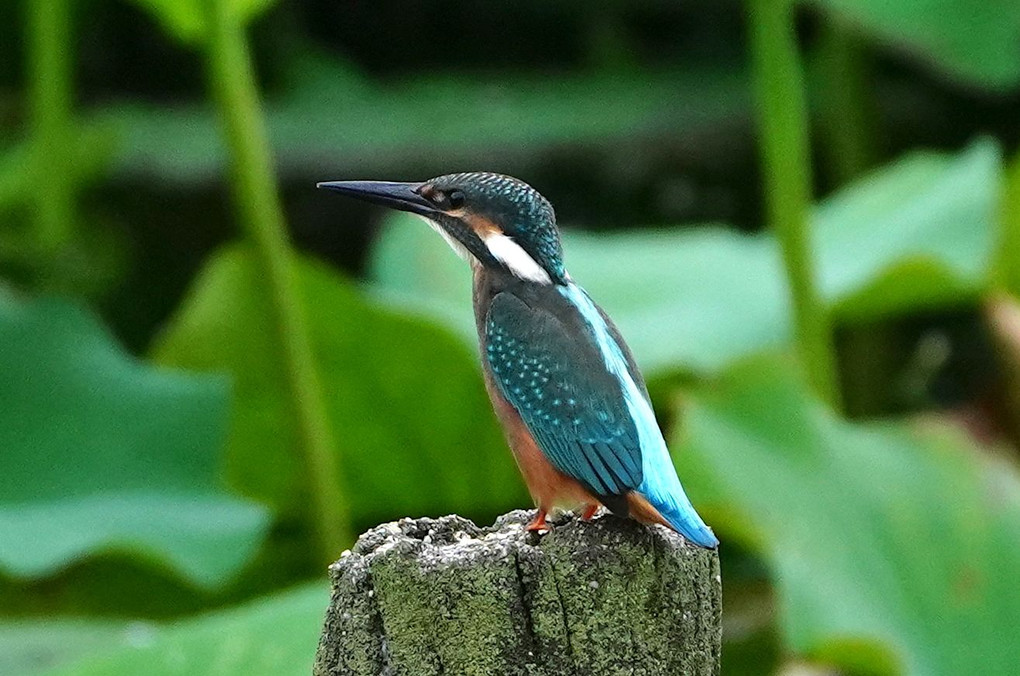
[482,372,594,511]
[481,366,678,533]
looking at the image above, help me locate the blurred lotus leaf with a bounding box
[812,0,1020,89]
[127,0,275,44]
[40,583,326,676]
[674,356,1020,674]
[0,124,115,212]
[151,244,524,526]
[0,619,144,676]
[0,294,269,588]
[818,140,999,319]
[100,54,748,182]
[369,139,999,376]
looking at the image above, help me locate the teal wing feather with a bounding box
[484,290,643,499]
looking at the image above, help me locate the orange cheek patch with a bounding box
[463,214,503,238]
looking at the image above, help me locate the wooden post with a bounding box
[314,510,722,675]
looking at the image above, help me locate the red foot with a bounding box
[526,509,550,532]
[581,504,599,522]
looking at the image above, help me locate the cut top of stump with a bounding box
[314,510,721,676]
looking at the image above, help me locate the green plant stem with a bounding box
[747,0,842,408]
[202,0,349,563]
[988,153,1020,446]
[997,152,1020,294]
[816,18,877,186]
[816,19,884,415]
[26,0,74,252]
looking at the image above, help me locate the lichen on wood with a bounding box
[314,510,721,675]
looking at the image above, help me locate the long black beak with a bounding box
[316,180,438,218]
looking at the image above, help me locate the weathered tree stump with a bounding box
[313,510,721,675]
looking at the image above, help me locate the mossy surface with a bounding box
[313,510,721,676]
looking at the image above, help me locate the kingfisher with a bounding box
[318,172,718,548]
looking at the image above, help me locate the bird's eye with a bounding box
[446,190,466,209]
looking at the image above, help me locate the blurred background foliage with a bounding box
[2,0,1020,674]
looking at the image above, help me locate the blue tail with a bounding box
[559,282,718,548]
[641,480,719,548]
[629,391,718,548]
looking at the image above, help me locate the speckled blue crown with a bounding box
[428,172,566,281]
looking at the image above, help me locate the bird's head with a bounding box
[318,172,565,284]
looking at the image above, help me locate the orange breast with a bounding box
[482,370,594,511]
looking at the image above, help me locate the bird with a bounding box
[318,172,718,548]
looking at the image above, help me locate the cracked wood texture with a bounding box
[313,510,721,675]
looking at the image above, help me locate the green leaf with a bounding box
[98,53,749,182]
[817,140,999,319]
[126,0,275,45]
[0,620,145,676]
[0,123,116,213]
[0,141,32,211]
[0,295,269,588]
[673,356,1020,674]
[1,123,120,284]
[41,583,326,676]
[369,139,1000,375]
[811,0,1020,90]
[152,244,523,529]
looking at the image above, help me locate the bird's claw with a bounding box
[526,509,550,532]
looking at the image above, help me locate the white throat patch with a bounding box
[482,232,552,284]
[416,215,471,261]
[419,215,552,284]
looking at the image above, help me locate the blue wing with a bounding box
[484,282,718,548]
[484,289,643,500]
